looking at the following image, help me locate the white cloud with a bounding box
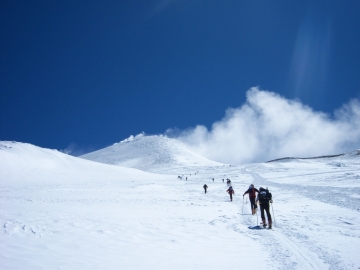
[172,87,360,163]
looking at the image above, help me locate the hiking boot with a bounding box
[268,224,272,229]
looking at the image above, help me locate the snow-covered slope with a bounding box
[1,141,360,269]
[80,134,223,172]
[0,141,268,269]
[0,141,159,187]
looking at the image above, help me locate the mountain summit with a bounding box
[80,134,223,172]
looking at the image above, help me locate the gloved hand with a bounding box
[270,200,273,203]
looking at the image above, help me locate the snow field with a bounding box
[1,142,271,269]
[0,176,270,269]
[164,163,360,270]
[1,140,360,269]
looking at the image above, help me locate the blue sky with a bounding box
[1,1,359,158]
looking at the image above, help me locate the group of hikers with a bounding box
[203,182,273,229]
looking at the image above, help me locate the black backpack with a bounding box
[258,190,271,203]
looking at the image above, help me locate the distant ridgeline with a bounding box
[266,150,360,163]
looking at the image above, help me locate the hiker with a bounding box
[212,178,214,182]
[222,179,224,183]
[226,186,235,201]
[256,187,273,229]
[243,184,259,215]
[203,184,208,194]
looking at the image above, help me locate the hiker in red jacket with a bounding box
[227,186,235,201]
[243,184,259,215]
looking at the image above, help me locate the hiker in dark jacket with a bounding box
[243,184,259,215]
[256,187,273,229]
[226,186,234,201]
[203,184,208,194]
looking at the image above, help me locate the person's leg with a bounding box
[249,197,255,214]
[264,203,272,228]
[260,204,266,226]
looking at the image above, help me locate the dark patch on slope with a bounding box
[266,154,345,163]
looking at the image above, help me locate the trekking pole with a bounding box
[242,196,244,214]
[271,203,276,227]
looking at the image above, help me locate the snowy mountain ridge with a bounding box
[80,135,223,173]
[0,140,160,187]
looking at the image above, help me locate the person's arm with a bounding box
[243,189,249,196]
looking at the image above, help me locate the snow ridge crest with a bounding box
[80,135,222,171]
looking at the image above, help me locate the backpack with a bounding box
[258,190,271,203]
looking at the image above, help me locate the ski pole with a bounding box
[271,203,276,227]
[242,196,244,214]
